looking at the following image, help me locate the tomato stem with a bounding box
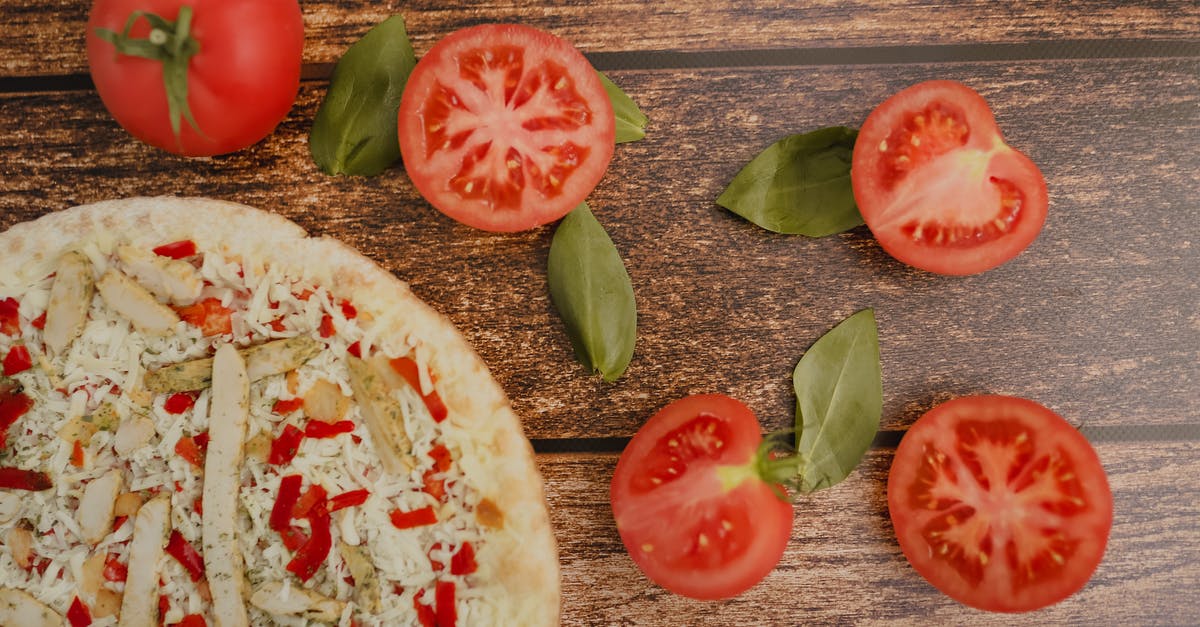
[94,7,204,145]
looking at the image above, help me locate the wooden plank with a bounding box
[1,1,1198,78]
[540,442,1200,624]
[0,59,1196,437]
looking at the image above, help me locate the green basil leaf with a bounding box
[717,126,861,237]
[793,308,881,493]
[310,16,416,176]
[598,71,647,144]
[547,203,637,382]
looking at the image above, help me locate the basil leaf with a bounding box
[310,16,416,176]
[793,308,881,493]
[717,126,861,237]
[547,203,636,382]
[598,71,647,144]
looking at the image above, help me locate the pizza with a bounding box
[0,197,558,626]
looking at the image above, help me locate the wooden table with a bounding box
[2,1,1197,624]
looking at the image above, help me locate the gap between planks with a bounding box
[1,38,1196,95]
[530,423,1200,454]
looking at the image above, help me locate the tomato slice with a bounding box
[398,24,615,232]
[852,81,1048,275]
[888,395,1112,612]
[610,394,793,600]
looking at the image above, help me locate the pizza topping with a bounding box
[304,419,355,439]
[0,467,52,491]
[5,525,34,569]
[340,541,382,612]
[2,345,32,376]
[0,493,21,524]
[436,580,457,627]
[96,269,181,336]
[249,580,345,621]
[163,392,197,415]
[384,356,449,423]
[286,506,332,582]
[120,496,171,627]
[116,245,203,305]
[326,489,369,513]
[77,469,122,545]
[449,542,478,576]
[346,355,415,474]
[0,388,33,449]
[0,587,62,627]
[292,483,328,519]
[43,251,95,358]
[102,553,127,582]
[389,505,438,529]
[0,298,20,336]
[269,474,303,531]
[66,596,91,627]
[271,397,303,415]
[268,425,304,466]
[165,530,205,582]
[302,377,350,422]
[174,298,233,337]
[144,335,321,393]
[173,432,208,468]
[174,614,207,627]
[202,344,251,627]
[112,414,156,456]
[151,240,199,260]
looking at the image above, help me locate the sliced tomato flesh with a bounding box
[852,80,1048,275]
[399,24,614,232]
[889,395,1112,613]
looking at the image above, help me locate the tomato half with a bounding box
[86,0,303,156]
[397,24,615,232]
[851,81,1048,275]
[888,395,1112,613]
[611,394,793,600]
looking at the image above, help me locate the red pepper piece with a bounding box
[268,424,305,465]
[279,525,310,551]
[158,595,171,621]
[0,390,32,449]
[165,530,206,582]
[174,614,208,627]
[325,489,369,514]
[3,345,32,376]
[286,508,332,582]
[303,420,354,439]
[0,467,51,491]
[174,433,209,469]
[164,392,197,415]
[389,357,448,422]
[152,240,198,259]
[340,301,357,319]
[70,440,85,468]
[389,506,438,530]
[175,298,234,337]
[436,580,457,627]
[272,397,304,415]
[450,542,478,576]
[423,444,453,501]
[318,313,335,338]
[414,589,437,627]
[270,474,303,531]
[0,298,19,336]
[67,596,92,627]
[30,312,46,330]
[103,553,127,582]
[292,484,328,519]
[346,341,362,358]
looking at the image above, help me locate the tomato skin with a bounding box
[398,24,615,232]
[86,0,303,156]
[888,395,1112,613]
[852,81,1048,275]
[611,394,793,600]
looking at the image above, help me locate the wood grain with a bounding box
[1,1,1198,78]
[1,59,1195,438]
[540,442,1200,625]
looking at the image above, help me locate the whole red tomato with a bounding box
[86,0,304,156]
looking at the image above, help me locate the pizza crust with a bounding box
[0,196,560,625]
